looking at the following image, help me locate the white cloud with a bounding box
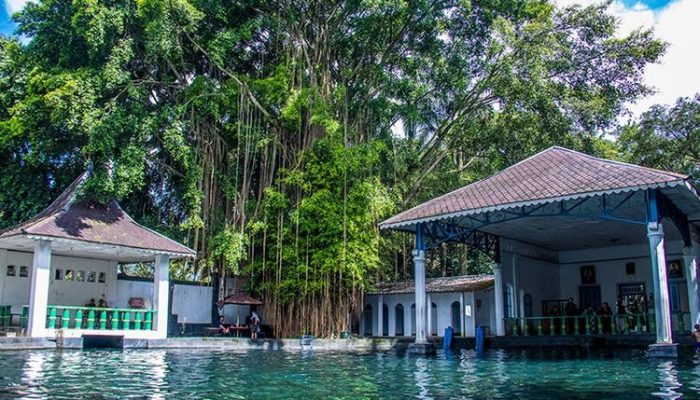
[3,0,29,15]
[555,0,700,118]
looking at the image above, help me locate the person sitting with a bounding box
[218,316,231,336]
[98,298,108,308]
[597,302,613,334]
[85,298,96,308]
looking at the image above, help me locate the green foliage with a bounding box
[619,94,700,184]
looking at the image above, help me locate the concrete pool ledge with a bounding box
[0,336,413,352]
[146,337,413,352]
[0,337,56,350]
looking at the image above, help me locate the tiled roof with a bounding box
[381,146,688,227]
[216,292,264,307]
[370,275,494,295]
[0,173,195,257]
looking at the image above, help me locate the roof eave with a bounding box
[380,179,689,231]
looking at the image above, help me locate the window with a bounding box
[55,269,63,280]
[98,272,106,283]
[76,270,85,282]
[19,266,29,278]
[87,271,96,283]
[6,265,15,277]
[65,270,74,281]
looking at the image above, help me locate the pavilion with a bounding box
[380,146,700,356]
[0,172,195,341]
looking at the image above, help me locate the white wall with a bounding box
[0,250,115,314]
[362,290,491,338]
[558,240,686,312]
[116,278,213,324]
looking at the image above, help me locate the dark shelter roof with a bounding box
[381,146,693,229]
[369,275,494,295]
[0,172,195,257]
[217,292,264,307]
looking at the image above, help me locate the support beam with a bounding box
[493,263,505,336]
[28,240,51,337]
[153,254,170,339]
[426,293,432,336]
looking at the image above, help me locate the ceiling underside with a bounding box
[395,187,700,252]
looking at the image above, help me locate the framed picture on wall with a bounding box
[580,265,596,285]
[668,260,683,279]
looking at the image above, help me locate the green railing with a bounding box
[505,312,691,337]
[0,305,11,327]
[44,306,157,331]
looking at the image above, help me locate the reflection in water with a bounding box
[653,361,682,400]
[21,351,50,398]
[146,350,167,400]
[1,348,700,399]
[413,357,431,400]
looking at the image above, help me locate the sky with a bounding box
[1,0,698,120]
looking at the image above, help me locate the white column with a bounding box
[459,292,465,336]
[377,294,384,336]
[426,293,433,337]
[28,240,51,337]
[683,236,699,327]
[153,254,170,339]
[404,303,411,337]
[413,249,427,343]
[511,255,519,318]
[648,222,673,344]
[464,291,476,337]
[493,263,505,336]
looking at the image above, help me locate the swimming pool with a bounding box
[1,348,699,399]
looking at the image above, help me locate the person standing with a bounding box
[249,308,261,339]
[692,324,700,354]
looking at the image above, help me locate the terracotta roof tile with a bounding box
[382,146,688,227]
[0,173,195,257]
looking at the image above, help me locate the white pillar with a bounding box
[404,303,411,337]
[426,293,433,337]
[648,222,673,344]
[464,291,476,337]
[153,254,170,339]
[377,294,384,336]
[511,255,519,318]
[493,263,505,336]
[459,292,465,336]
[683,239,699,327]
[413,249,427,343]
[28,240,51,337]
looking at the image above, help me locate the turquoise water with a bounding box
[1,348,699,399]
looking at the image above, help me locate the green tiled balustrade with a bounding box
[44,306,157,331]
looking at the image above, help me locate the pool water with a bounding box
[1,348,699,399]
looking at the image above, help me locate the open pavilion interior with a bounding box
[380,147,700,355]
